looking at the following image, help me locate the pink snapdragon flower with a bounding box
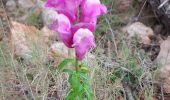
[45,0,82,23]
[49,13,73,47]
[71,23,95,35]
[73,28,96,60]
[45,0,107,60]
[80,0,107,24]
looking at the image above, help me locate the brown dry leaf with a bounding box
[10,21,39,59]
[156,37,170,93]
[123,22,154,44]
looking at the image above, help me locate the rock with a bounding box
[47,42,74,66]
[156,37,170,93]
[18,0,34,10]
[159,64,170,93]
[41,27,58,43]
[10,21,62,63]
[123,22,154,44]
[6,0,17,11]
[48,42,96,67]
[10,21,39,60]
[48,42,74,59]
[41,7,58,27]
[156,37,170,65]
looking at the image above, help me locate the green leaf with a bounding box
[80,72,89,80]
[83,84,93,100]
[58,58,75,70]
[69,73,81,90]
[66,90,77,100]
[67,73,84,100]
[80,67,89,73]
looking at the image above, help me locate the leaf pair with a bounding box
[58,58,93,100]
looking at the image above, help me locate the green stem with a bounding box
[75,58,79,72]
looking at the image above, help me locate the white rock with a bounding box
[159,64,170,93]
[18,0,34,9]
[41,26,58,43]
[41,7,59,27]
[156,37,170,93]
[6,0,17,11]
[49,42,74,59]
[48,42,96,67]
[10,21,39,60]
[156,37,170,65]
[123,22,154,44]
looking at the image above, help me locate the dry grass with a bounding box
[0,0,162,100]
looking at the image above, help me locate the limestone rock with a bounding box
[123,22,154,44]
[18,0,34,10]
[6,0,17,11]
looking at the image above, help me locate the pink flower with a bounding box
[44,0,107,60]
[71,22,95,34]
[73,28,96,60]
[50,13,73,47]
[80,0,107,24]
[45,0,82,23]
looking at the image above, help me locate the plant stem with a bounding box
[75,58,79,72]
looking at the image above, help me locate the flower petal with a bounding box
[45,0,82,23]
[71,22,95,34]
[73,28,96,60]
[80,0,107,23]
[50,13,73,48]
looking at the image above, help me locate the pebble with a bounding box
[6,0,17,11]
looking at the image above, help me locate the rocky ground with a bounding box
[1,0,170,100]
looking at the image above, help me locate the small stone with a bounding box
[48,42,75,59]
[18,0,34,10]
[156,37,170,93]
[41,8,58,27]
[122,22,154,44]
[10,21,39,60]
[47,42,96,67]
[156,37,170,65]
[6,0,17,11]
[159,64,170,93]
